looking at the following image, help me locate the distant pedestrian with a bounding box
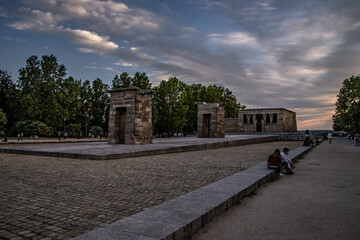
[17,132,20,141]
[327,132,332,144]
[104,132,108,139]
[355,133,359,147]
[303,130,310,146]
[64,131,67,140]
[20,132,23,142]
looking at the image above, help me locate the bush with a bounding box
[13,120,52,137]
[67,123,83,138]
[90,126,103,137]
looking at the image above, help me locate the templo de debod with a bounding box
[226,108,297,133]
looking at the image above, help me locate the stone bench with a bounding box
[73,145,313,240]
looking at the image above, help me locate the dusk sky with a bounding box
[1,0,360,130]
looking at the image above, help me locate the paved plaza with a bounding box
[0,140,301,240]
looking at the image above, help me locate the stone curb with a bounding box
[0,139,107,145]
[0,136,277,160]
[72,144,315,240]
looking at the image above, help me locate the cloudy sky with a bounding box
[1,0,359,130]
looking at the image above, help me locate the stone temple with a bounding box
[108,87,153,145]
[225,108,297,133]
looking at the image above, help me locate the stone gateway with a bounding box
[108,87,153,145]
[197,102,225,138]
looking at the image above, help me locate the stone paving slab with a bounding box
[74,144,313,240]
[0,135,277,160]
[0,140,302,240]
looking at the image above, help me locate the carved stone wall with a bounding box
[236,108,297,133]
[197,102,225,138]
[108,87,153,145]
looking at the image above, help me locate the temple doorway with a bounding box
[115,107,126,144]
[202,114,211,138]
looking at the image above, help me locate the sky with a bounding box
[1,0,360,130]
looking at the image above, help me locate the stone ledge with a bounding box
[73,144,314,240]
[0,136,278,160]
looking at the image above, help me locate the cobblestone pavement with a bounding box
[0,141,301,240]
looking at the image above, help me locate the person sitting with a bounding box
[281,148,294,175]
[267,149,286,176]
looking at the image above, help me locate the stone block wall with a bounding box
[237,108,297,133]
[197,102,225,138]
[108,87,153,145]
[225,118,238,132]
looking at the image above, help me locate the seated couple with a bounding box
[267,148,294,176]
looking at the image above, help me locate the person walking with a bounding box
[327,132,333,144]
[355,133,359,147]
[20,132,23,142]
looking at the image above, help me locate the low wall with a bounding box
[225,118,238,132]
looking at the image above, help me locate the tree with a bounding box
[204,85,245,118]
[112,72,151,90]
[17,55,68,129]
[153,77,188,136]
[333,75,360,133]
[112,72,132,89]
[89,78,110,131]
[132,72,152,90]
[0,70,16,128]
[0,109,7,130]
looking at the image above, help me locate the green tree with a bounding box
[112,72,132,89]
[17,55,68,130]
[153,77,188,136]
[333,75,360,133]
[205,85,245,118]
[0,109,7,130]
[67,123,83,138]
[112,72,151,90]
[132,72,152,90]
[0,70,16,128]
[89,78,110,131]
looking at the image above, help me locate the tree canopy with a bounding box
[0,55,110,137]
[1,54,245,137]
[112,72,151,90]
[333,75,360,134]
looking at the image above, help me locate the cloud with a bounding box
[60,28,118,52]
[115,61,136,67]
[208,32,259,47]
[85,66,97,70]
[102,67,116,72]
[0,7,8,17]
[3,0,360,129]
